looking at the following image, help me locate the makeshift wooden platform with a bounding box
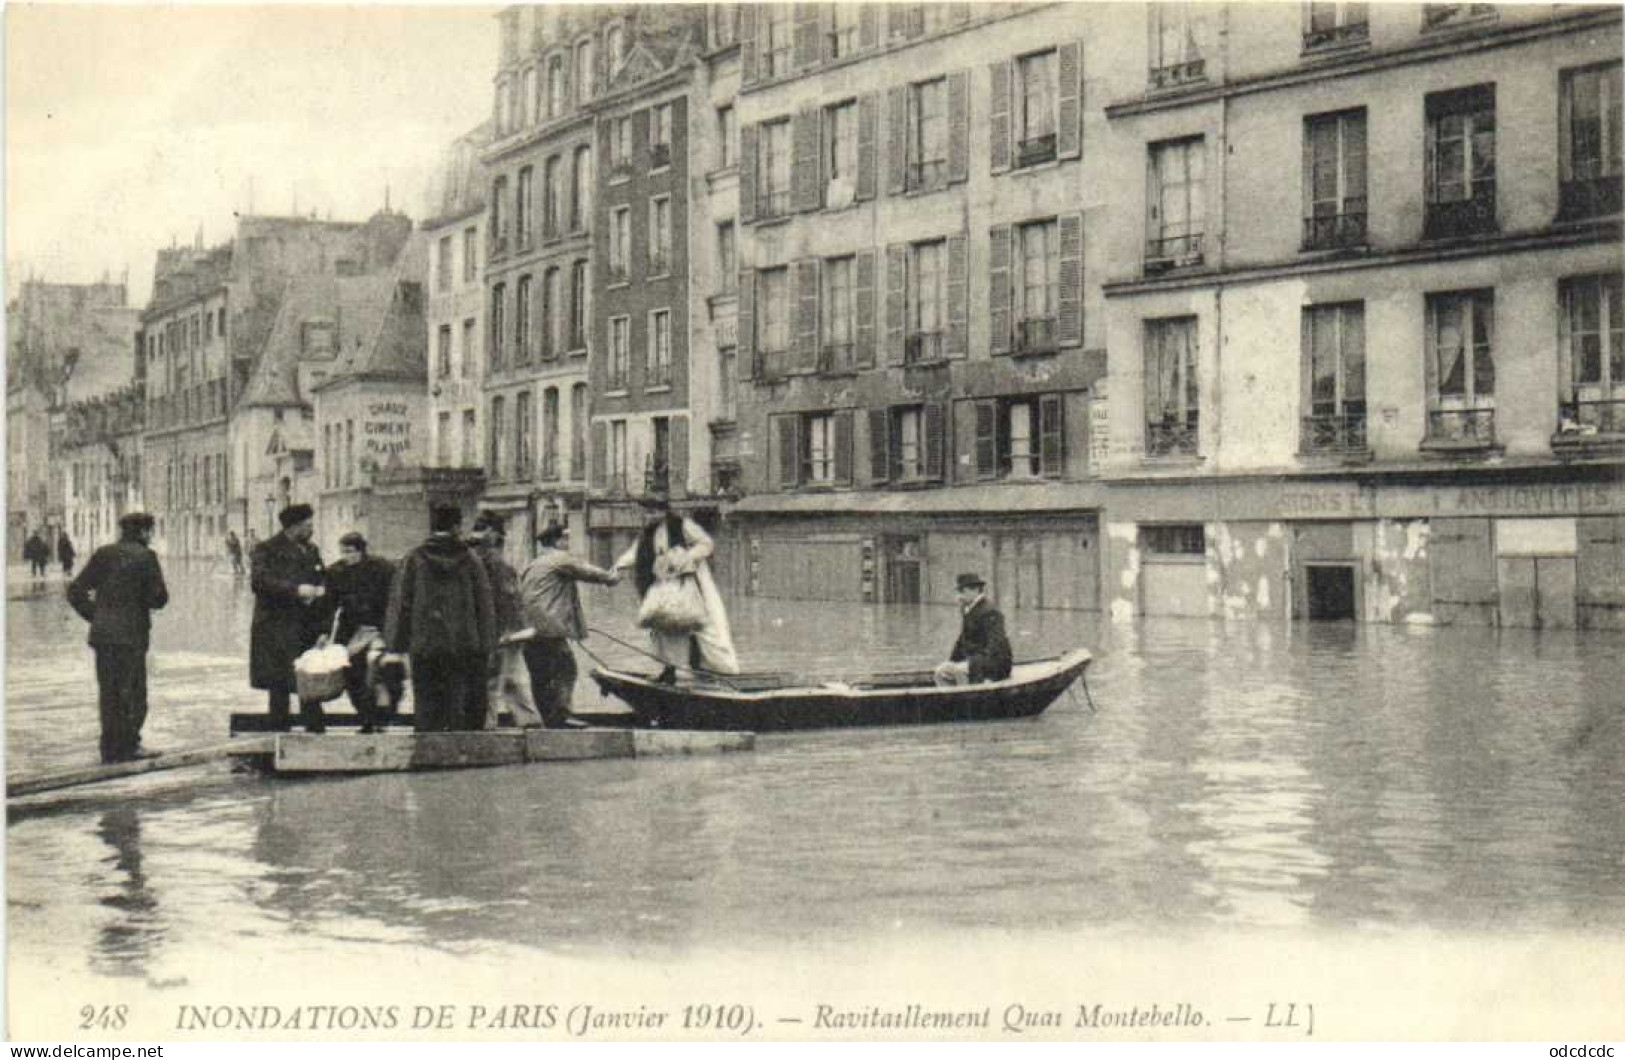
[228,728,755,775]
[7,738,275,798]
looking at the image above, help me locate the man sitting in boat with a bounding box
[933,572,1013,687]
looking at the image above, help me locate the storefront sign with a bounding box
[363,401,414,459]
[1088,382,1111,470]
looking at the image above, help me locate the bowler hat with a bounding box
[430,504,463,533]
[955,572,985,591]
[119,511,155,534]
[278,503,314,529]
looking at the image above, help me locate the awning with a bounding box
[733,481,1105,516]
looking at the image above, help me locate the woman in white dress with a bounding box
[616,496,740,679]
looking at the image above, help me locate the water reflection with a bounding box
[91,805,163,978]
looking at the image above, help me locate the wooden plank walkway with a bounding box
[7,738,275,798]
[267,728,755,774]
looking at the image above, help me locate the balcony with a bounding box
[1146,416,1199,458]
[1558,174,1623,222]
[820,343,856,373]
[644,454,670,495]
[1424,189,1497,240]
[1144,233,1205,273]
[1300,411,1369,456]
[1424,407,1497,449]
[758,189,792,220]
[1303,202,1368,250]
[1015,317,1057,354]
[1422,4,1496,30]
[1016,133,1057,169]
[906,160,947,194]
[1149,58,1206,91]
[1303,20,1369,51]
[1555,399,1625,447]
[650,142,671,170]
[905,331,945,364]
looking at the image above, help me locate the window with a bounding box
[803,412,836,483]
[516,167,534,247]
[461,318,475,378]
[650,417,672,495]
[345,420,354,486]
[719,345,738,420]
[1301,303,1367,454]
[712,6,737,49]
[462,409,477,467]
[1559,64,1623,220]
[489,396,506,478]
[648,309,672,387]
[829,4,859,59]
[1150,3,1206,88]
[571,146,592,230]
[1422,4,1496,30]
[541,267,559,358]
[1425,85,1496,238]
[437,324,452,377]
[607,24,627,70]
[774,410,853,489]
[490,176,508,256]
[496,75,512,135]
[437,411,451,465]
[1143,525,1205,556]
[609,316,631,390]
[759,119,792,218]
[543,157,560,237]
[1015,220,1059,352]
[489,283,506,369]
[547,55,566,119]
[437,236,453,291]
[894,407,926,480]
[1425,289,1496,445]
[717,106,737,169]
[907,78,948,192]
[717,222,737,293]
[1304,2,1369,49]
[516,275,533,363]
[651,103,673,169]
[463,228,478,283]
[757,266,791,366]
[576,39,595,102]
[1560,274,1625,435]
[609,419,628,492]
[649,196,671,274]
[1016,50,1058,167]
[570,384,587,479]
[1303,110,1368,250]
[967,395,1064,480]
[515,390,533,477]
[907,240,946,363]
[821,256,855,371]
[1147,137,1205,267]
[569,261,588,349]
[824,100,858,207]
[764,6,792,78]
[611,116,634,172]
[1145,317,1199,457]
[542,387,560,478]
[609,206,631,281]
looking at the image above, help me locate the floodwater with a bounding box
[6,558,1625,993]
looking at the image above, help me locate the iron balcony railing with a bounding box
[1017,133,1057,168]
[606,369,629,391]
[647,361,672,387]
[644,455,670,495]
[1426,406,1497,446]
[540,452,559,480]
[1303,20,1369,49]
[759,189,792,220]
[1303,200,1369,250]
[1149,58,1206,90]
[905,331,945,364]
[1423,4,1496,30]
[1301,411,1369,454]
[820,342,855,372]
[570,450,585,480]
[649,252,670,275]
[1145,232,1205,271]
[1424,188,1497,239]
[1557,398,1625,436]
[1146,416,1200,457]
[1558,174,1623,221]
[1016,316,1057,353]
[650,143,672,170]
[907,160,947,193]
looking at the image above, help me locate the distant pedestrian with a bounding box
[471,511,541,728]
[249,504,331,732]
[933,572,1013,687]
[383,505,495,732]
[24,530,49,585]
[57,532,77,576]
[326,531,396,733]
[519,522,618,728]
[225,530,244,575]
[67,512,169,763]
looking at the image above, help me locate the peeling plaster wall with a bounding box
[1365,518,1433,624]
[1107,520,1141,623]
[1209,520,1289,621]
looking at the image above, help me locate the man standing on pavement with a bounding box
[24,529,50,586]
[249,503,331,732]
[384,505,495,732]
[326,531,396,733]
[67,512,169,763]
[57,531,77,576]
[519,522,619,728]
[470,512,541,728]
[225,529,244,575]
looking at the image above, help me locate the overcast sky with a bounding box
[6,3,500,306]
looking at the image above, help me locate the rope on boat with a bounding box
[583,626,744,692]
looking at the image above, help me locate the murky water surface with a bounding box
[7,560,1624,986]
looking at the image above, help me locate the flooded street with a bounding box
[7,559,1625,997]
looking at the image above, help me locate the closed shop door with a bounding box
[1039,528,1099,611]
[1497,556,1577,629]
[1496,556,1537,628]
[1141,562,1208,617]
[1431,518,1496,626]
[1578,516,1625,630]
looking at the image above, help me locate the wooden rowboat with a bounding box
[585,648,1093,733]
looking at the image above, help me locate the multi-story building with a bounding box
[728,3,1109,608]
[1099,3,1624,629]
[59,381,146,550]
[698,5,744,508]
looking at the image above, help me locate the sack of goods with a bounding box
[295,643,351,703]
[638,575,707,635]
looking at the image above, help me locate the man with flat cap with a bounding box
[933,572,1013,687]
[250,503,332,732]
[67,511,169,763]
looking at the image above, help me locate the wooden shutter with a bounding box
[590,420,606,489]
[796,258,820,372]
[1057,41,1083,161]
[773,414,799,490]
[739,123,759,223]
[1065,390,1093,478]
[988,224,1012,355]
[740,267,758,378]
[947,70,969,185]
[1058,212,1084,348]
[885,243,907,365]
[886,85,908,195]
[989,59,1012,175]
[633,107,650,171]
[794,3,822,69]
[974,399,997,478]
[793,106,822,212]
[856,93,879,201]
[868,407,890,484]
[925,402,946,480]
[1040,394,1065,477]
[858,3,879,50]
[740,5,759,85]
[855,249,877,368]
[946,233,968,359]
[834,409,854,485]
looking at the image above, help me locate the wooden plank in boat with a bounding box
[273,732,528,774]
[633,730,755,756]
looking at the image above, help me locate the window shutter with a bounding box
[906,4,925,38]
[740,268,758,378]
[989,59,1012,175]
[855,249,877,368]
[671,415,689,498]
[947,233,968,359]
[793,107,822,212]
[885,244,907,365]
[868,407,890,484]
[1065,390,1093,478]
[858,3,879,50]
[590,421,606,490]
[1058,41,1083,161]
[1058,212,1084,347]
[856,93,879,201]
[774,414,799,490]
[989,224,1012,355]
[925,402,946,480]
[1557,283,1574,404]
[795,3,822,69]
[563,48,576,111]
[886,86,908,196]
[633,107,650,171]
[740,5,759,85]
[948,69,969,185]
[739,123,759,223]
[834,409,854,486]
[974,399,997,478]
[796,258,820,372]
[1040,394,1065,477]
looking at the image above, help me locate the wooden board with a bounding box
[269,728,754,775]
[7,738,275,798]
[633,730,755,756]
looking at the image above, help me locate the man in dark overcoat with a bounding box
[934,572,1014,686]
[67,512,169,762]
[250,503,331,732]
